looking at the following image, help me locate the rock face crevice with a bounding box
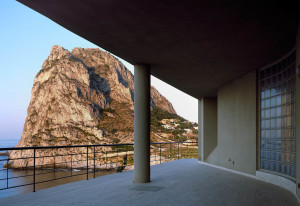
[9,45,176,168]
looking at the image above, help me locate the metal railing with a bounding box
[0,141,197,194]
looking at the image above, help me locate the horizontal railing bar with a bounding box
[2,173,34,180]
[1,171,66,182]
[4,149,140,161]
[0,143,135,151]
[0,183,33,191]
[36,172,88,185]
[0,157,33,161]
[1,170,93,187]
[7,153,89,161]
[0,142,197,151]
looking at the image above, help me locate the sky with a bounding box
[0,0,198,140]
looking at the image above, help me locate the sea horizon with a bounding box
[0,138,20,148]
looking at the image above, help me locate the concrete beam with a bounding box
[17,0,299,99]
[134,64,151,183]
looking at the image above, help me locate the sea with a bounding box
[0,138,20,199]
[0,138,114,199]
[0,138,19,149]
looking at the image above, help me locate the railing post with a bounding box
[105,150,107,169]
[187,142,189,158]
[71,153,73,176]
[86,146,89,180]
[116,145,118,168]
[159,143,162,164]
[94,146,96,179]
[169,143,171,161]
[6,159,9,189]
[33,148,36,192]
[196,142,198,158]
[177,143,179,160]
[54,156,56,180]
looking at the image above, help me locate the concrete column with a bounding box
[295,22,300,197]
[198,97,217,162]
[134,64,150,183]
[198,100,202,161]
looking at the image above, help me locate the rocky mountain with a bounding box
[17,45,176,147]
[8,45,176,168]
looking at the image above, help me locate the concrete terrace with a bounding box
[0,159,298,206]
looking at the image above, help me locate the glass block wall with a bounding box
[259,50,296,180]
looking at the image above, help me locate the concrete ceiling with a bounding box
[17,0,299,99]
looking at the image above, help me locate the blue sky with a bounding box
[0,0,197,140]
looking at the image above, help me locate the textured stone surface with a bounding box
[8,45,176,168]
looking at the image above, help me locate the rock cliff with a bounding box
[8,45,176,168]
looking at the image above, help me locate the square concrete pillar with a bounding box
[198,97,217,162]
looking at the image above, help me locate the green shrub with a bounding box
[111,129,118,134]
[112,138,120,144]
[104,108,116,113]
[72,126,95,137]
[117,155,128,172]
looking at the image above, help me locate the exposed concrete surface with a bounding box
[198,100,202,160]
[16,0,299,98]
[296,21,300,198]
[206,71,257,175]
[199,98,217,161]
[199,160,298,202]
[0,159,298,206]
[256,171,297,197]
[134,64,151,183]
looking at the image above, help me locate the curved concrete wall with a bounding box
[198,58,300,199]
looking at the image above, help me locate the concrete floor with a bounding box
[0,159,298,206]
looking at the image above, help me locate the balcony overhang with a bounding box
[17,0,299,98]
